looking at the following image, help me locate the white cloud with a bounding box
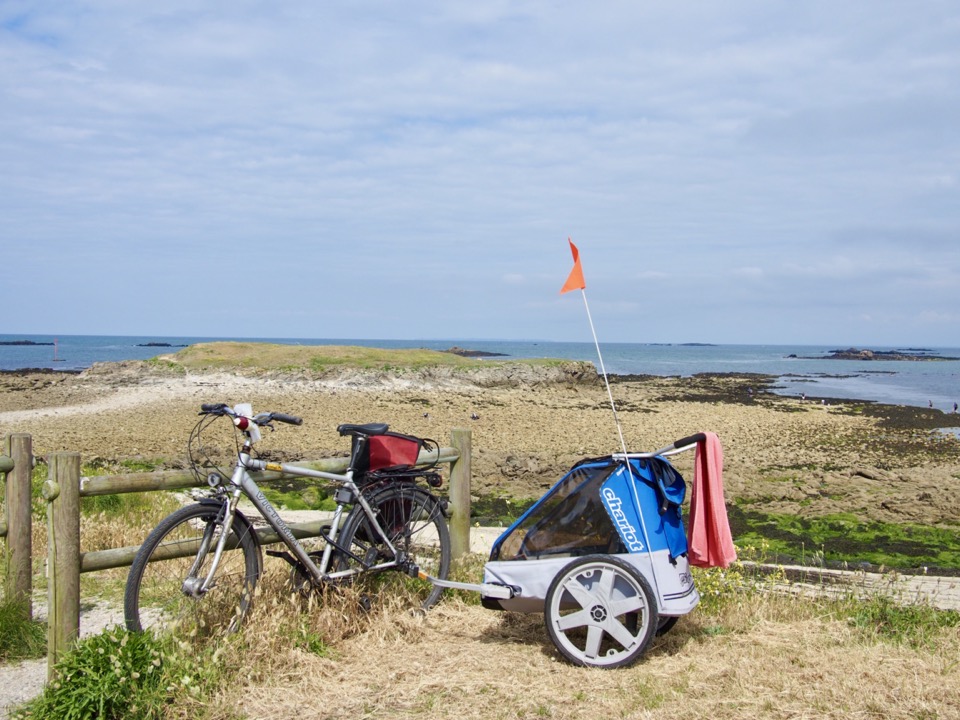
[0,2,958,343]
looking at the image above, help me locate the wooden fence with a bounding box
[1,429,472,680]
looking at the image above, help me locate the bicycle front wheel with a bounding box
[338,483,451,609]
[124,502,262,635]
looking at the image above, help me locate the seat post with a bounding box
[347,433,368,474]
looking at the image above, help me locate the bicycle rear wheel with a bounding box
[338,483,450,609]
[124,502,262,635]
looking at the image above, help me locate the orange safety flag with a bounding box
[560,238,586,294]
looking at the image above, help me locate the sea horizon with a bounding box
[2,333,959,413]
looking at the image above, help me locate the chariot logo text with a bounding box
[601,487,644,552]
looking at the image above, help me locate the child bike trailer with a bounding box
[479,452,699,668]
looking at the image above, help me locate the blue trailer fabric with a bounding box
[489,456,689,563]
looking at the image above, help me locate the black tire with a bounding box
[124,502,262,635]
[656,615,679,636]
[544,554,659,668]
[337,483,450,609]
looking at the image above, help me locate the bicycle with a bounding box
[124,402,452,634]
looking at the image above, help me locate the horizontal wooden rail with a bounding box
[77,447,460,497]
[80,519,330,573]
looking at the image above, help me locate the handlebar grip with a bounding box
[200,403,229,414]
[671,432,706,450]
[271,413,303,426]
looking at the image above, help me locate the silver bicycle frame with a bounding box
[196,450,404,593]
[188,420,515,603]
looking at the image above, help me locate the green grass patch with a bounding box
[143,358,186,374]
[0,597,46,662]
[843,595,960,648]
[470,495,537,526]
[728,506,960,570]
[163,341,575,373]
[259,480,338,512]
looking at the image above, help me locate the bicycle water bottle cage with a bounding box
[337,423,389,437]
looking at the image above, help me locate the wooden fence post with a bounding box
[45,452,81,680]
[4,434,34,617]
[448,428,472,561]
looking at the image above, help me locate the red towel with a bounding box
[687,431,737,568]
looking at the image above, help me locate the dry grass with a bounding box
[169,563,960,720]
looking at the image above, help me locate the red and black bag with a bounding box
[353,432,438,474]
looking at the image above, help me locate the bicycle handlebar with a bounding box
[198,404,302,426]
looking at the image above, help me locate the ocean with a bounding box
[1,334,959,412]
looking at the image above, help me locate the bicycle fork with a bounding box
[181,490,243,598]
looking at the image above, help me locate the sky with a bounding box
[2,2,959,346]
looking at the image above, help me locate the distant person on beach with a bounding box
[954,402,958,413]
[929,400,934,408]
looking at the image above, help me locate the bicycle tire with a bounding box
[124,502,262,635]
[337,483,450,609]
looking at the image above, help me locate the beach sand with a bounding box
[1,361,959,528]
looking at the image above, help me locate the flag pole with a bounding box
[561,238,629,457]
[578,288,629,458]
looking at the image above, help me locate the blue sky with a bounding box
[2,2,958,346]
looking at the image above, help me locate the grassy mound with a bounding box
[154,342,488,371]
[147,341,585,375]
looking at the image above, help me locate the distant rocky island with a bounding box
[136,342,187,348]
[0,340,53,346]
[443,346,509,358]
[791,348,960,361]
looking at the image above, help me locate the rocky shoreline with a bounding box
[1,360,958,529]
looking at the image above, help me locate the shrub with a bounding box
[12,627,198,720]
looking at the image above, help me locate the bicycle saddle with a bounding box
[337,422,389,437]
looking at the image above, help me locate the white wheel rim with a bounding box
[548,561,652,667]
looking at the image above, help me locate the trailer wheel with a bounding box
[656,616,679,636]
[544,555,658,668]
